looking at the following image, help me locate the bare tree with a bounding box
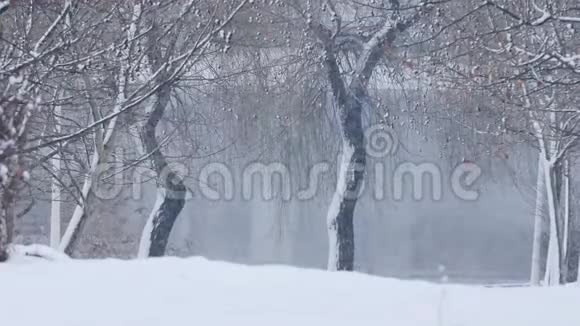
[427,0,580,285]
[135,0,249,257]
[285,0,430,271]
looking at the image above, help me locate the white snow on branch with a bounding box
[354,19,396,77]
[530,3,580,25]
[0,0,9,13]
[531,7,551,26]
[559,54,580,67]
[32,1,71,55]
[558,16,580,23]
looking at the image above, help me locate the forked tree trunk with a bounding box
[309,11,419,271]
[321,45,367,271]
[59,2,138,255]
[58,106,122,255]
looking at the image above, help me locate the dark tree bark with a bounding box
[323,49,366,271]
[0,185,16,262]
[146,177,186,257]
[311,11,420,271]
[331,96,366,271]
[0,90,31,262]
[552,160,574,284]
[326,78,367,271]
[566,228,580,283]
[565,166,579,283]
[139,85,186,257]
[552,162,567,284]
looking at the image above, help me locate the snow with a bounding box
[0,257,579,326]
[8,74,22,85]
[532,11,551,25]
[7,244,70,263]
[0,1,9,13]
[0,163,8,184]
[531,3,551,25]
[560,54,580,68]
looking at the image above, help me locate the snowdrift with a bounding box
[0,257,578,326]
[7,244,70,263]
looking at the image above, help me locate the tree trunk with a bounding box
[557,158,580,284]
[575,230,580,282]
[50,103,62,249]
[137,87,186,258]
[543,160,567,285]
[0,82,31,262]
[0,184,16,262]
[530,156,548,285]
[138,176,186,257]
[58,120,119,255]
[0,215,8,261]
[566,182,580,283]
[59,1,139,255]
[50,158,61,249]
[543,162,559,285]
[327,89,366,271]
[560,159,571,282]
[313,14,413,271]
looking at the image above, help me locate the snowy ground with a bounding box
[1,255,578,326]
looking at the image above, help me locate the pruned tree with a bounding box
[281,0,432,271]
